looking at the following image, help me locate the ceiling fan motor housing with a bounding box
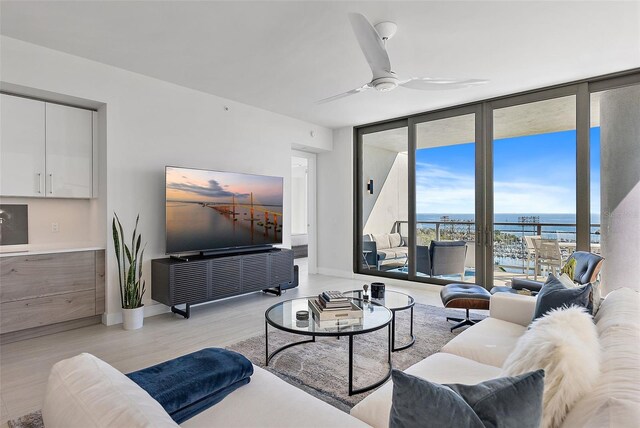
[374,21,397,41]
[372,76,399,92]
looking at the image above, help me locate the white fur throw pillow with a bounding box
[501,306,601,428]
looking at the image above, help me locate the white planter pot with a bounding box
[122,306,144,330]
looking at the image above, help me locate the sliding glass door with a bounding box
[410,107,481,284]
[490,92,578,285]
[357,122,409,279]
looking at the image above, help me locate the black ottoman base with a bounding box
[440,283,491,332]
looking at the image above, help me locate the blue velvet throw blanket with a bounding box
[127,348,253,424]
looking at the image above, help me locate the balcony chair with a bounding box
[430,240,467,281]
[533,238,563,278]
[416,245,431,276]
[491,251,604,295]
[524,235,541,279]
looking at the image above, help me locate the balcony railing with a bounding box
[391,219,601,272]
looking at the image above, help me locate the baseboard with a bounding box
[317,267,354,278]
[352,272,446,294]
[1,315,102,344]
[102,303,171,326]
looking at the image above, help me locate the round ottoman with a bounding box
[439,283,491,331]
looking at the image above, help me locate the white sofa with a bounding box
[42,288,639,427]
[43,353,370,428]
[351,287,640,428]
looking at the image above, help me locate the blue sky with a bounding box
[416,128,601,214]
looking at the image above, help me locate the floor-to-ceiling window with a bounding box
[412,109,479,284]
[491,94,577,285]
[354,70,640,289]
[358,123,409,278]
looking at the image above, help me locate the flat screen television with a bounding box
[165,166,284,254]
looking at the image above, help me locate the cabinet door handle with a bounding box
[36,173,42,193]
[48,174,53,194]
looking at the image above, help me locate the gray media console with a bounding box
[151,248,295,318]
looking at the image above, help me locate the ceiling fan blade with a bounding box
[400,78,488,91]
[316,84,372,104]
[348,13,391,75]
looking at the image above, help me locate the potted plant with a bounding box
[112,213,146,330]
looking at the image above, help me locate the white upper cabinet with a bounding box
[0,94,94,198]
[45,103,93,198]
[0,94,46,197]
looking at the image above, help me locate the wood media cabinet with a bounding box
[151,248,295,318]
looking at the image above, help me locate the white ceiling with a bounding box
[1,1,638,129]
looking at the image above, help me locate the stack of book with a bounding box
[308,291,363,324]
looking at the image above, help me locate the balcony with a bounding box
[367,218,601,285]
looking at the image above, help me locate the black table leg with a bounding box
[391,306,416,352]
[348,324,393,396]
[265,320,269,366]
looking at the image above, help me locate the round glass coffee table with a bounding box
[265,297,393,396]
[344,289,415,352]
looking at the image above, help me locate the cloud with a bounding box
[415,162,576,213]
[167,179,249,199]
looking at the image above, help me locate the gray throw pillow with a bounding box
[533,274,592,320]
[389,369,544,428]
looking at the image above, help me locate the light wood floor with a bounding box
[0,259,451,424]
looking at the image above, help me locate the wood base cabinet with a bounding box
[0,249,105,343]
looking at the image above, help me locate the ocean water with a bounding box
[416,213,600,242]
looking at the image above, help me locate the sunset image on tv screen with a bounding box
[165,166,283,253]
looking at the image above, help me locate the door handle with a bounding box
[48,174,53,194]
[485,229,493,247]
[36,173,42,193]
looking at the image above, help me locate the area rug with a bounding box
[227,302,483,412]
[7,410,43,428]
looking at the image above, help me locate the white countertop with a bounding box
[0,243,105,257]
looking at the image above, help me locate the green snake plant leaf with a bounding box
[113,213,146,310]
[112,216,124,309]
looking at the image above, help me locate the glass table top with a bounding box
[343,289,414,310]
[265,297,392,336]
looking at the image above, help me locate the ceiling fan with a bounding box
[318,13,487,103]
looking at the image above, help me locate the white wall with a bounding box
[317,127,353,276]
[0,36,332,324]
[291,163,307,236]
[361,145,397,225]
[364,152,408,236]
[600,85,640,294]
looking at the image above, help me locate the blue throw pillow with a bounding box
[533,274,592,320]
[389,369,544,428]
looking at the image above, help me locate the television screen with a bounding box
[165,166,283,254]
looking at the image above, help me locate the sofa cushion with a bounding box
[350,352,502,428]
[42,353,179,428]
[502,306,601,428]
[594,287,640,333]
[388,369,544,428]
[183,365,369,428]
[562,290,640,427]
[393,246,408,256]
[389,233,402,248]
[373,234,391,250]
[377,249,399,260]
[441,318,526,367]
[533,275,592,319]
